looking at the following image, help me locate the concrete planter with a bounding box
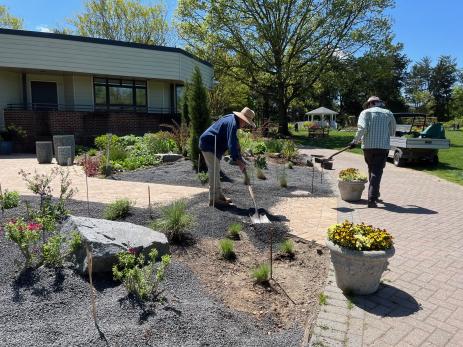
[326,239,395,295]
[36,141,53,164]
[53,135,75,164]
[338,180,367,201]
[57,146,72,166]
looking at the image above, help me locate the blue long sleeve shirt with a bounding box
[199,114,241,160]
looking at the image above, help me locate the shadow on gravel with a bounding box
[12,268,42,302]
[351,283,421,317]
[118,295,160,323]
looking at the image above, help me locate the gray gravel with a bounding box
[0,159,334,346]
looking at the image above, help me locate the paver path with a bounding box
[0,155,207,208]
[302,148,463,347]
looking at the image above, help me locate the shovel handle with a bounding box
[327,146,351,160]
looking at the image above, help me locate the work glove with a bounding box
[348,141,357,149]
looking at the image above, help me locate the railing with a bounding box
[5,103,179,115]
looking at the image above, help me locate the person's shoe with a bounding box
[368,200,378,208]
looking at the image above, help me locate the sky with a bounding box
[1,0,462,67]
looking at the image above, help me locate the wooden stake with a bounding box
[269,225,273,279]
[148,186,152,219]
[212,135,217,208]
[86,246,97,325]
[84,153,90,216]
[311,161,315,194]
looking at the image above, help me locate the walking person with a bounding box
[199,107,256,207]
[349,96,396,208]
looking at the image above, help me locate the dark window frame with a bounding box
[93,77,147,111]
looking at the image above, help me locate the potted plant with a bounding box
[0,125,27,155]
[338,168,367,201]
[326,221,394,295]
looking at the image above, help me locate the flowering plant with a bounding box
[4,219,42,267]
[338,168,368,182]
[327,220,393,251]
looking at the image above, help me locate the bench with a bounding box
[308,127,330,138]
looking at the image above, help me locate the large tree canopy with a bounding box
[176,0,394,134]
[0,5,23,29]
[68,0,171,45]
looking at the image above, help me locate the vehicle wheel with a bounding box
[393,151,403,167]
[431,155,439,166]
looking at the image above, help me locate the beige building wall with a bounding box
[0,70,22,130]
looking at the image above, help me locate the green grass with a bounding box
[291,129,463,186]
[319,292,328,305]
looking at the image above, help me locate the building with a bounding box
[0,28,213,150]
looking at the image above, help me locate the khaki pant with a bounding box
[201,151,224,202]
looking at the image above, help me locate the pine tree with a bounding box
[189,67,211,170]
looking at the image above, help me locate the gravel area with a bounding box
[0,159,333,346]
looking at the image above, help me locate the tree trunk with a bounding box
[276,82,289,136]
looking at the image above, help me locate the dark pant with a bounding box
[363,149,388,202]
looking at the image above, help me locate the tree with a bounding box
[189,67,211,170]
[68,0,171,45]
[430,56,458,121]
[450,86,463,120]
[176,0,393,135]
[405,57,433,112]
[0,5,23,29]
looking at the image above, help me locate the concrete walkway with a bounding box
[303,148,463,346]
[0,155,207,208]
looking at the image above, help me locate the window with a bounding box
[93,77,147,111]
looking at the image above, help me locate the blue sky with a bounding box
[2,0,462,66]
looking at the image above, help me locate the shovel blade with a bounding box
[250,211,270,224]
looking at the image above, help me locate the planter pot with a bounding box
[326,239,395,295]
[338,180,366,201]
[0,141,13,155]
[53,135,75,164]
[57,146,72,166]
[36,141,53,164]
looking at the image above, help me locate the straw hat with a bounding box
[363,96,383,109]
[233,107,256,128]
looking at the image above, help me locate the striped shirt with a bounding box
[353,107,397,149]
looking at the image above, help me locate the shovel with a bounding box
[245,171,270,224]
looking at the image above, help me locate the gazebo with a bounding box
[306,107,339,128]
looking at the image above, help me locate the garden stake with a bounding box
[105,133,111,177]
[84,153,90,216]
[311,160,315,194]
[86,246,98,326]
[269,225,273,279]
[212,135,217,208]
[148,186,152,219]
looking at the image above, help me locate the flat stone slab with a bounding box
[61,216,169,274]
[156,153,183,163]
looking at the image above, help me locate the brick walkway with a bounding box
[302,149,463,347]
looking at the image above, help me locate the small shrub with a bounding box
[151,200,194,243]
[338,168,367,182]
[87,148,98,157]
[95,134,121,150]
[104,199,134,220]
[197,172,209,185]
[252,141,267,155]
[319,292,328,305]
[265,138,284,153]
[0,190,20,209]
[112,248,171,301]
[256,167,267,180]
[327,220,393,251]
[219,239,235,260]
[4,219,42,267]
[42,234,66,267]
[279,239,295,258]
[254,155,267,169]
[252,263,270,284]
[144,132,178,154]
[109,146,129,162]
[278,167,288,188]
[81,155,101,177]
[119,135,142,147]
[281,140,297,160]
[68,231,82,254]
[228,222,242,239]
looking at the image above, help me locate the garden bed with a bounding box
[0,157,333,346]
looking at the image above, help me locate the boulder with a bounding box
[156,153,183,163]
[61,216,169,274]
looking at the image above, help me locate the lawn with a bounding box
[291,129,463,186]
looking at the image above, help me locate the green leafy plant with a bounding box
[228,222,242,240]
[254,155,267,169]
[94,134,121,150]
[0,190,20,209]
[144,131,178,154]
[281,140,298,160]
[197,171,209,185]
[252,263,270,284]
[1,124,27,141]
[42,234,66,267]
[265,138,284,153]
[4,219,42,267]
[327,220,393,251]
[104,198,134,220]
[112,248,171,301]
[87,148,98,157]
[151,200,194,243]
[287,161,294,169]
[319,292,328,305]
[279,239,295,258]
[338,168,368,182]
[219,239,235,260]
[68,231,82,254]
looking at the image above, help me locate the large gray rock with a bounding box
[156,153,183,163]
[61,216,169,274]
